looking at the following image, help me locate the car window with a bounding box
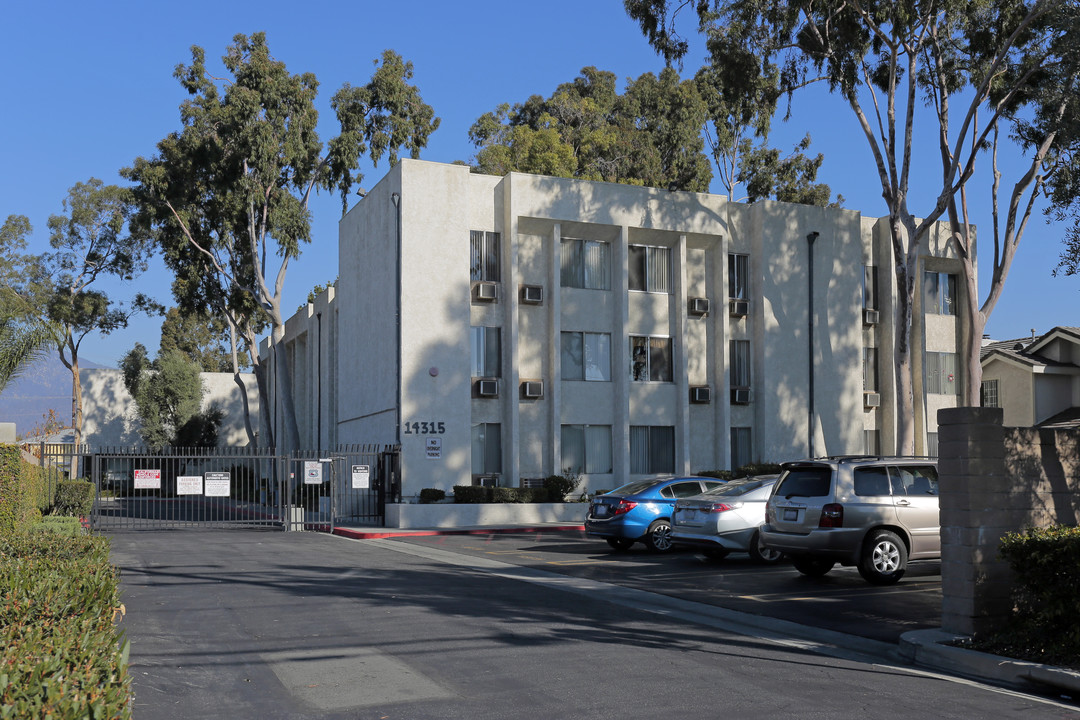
[608,481,658,496]
[705,478,765,497]
[702,481,725,491]
[891,466,938,496]
[666,482,708,498]
[774,467,832,498]
[853,466,891,496]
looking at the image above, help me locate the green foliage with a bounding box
[452,485,490,503]
[0,532,131,718]
[695,469,735,481]
[418,488,446,503]
[121,343,222,448]
[543,472,581,502]
[159,307,235,372]
[452,484,567,503]
[0,446,48,536]
[976,525,1080,667]
[29,516,84,537]
[470,66,712,191]
[300,280,336,312]
[50,479,95,517]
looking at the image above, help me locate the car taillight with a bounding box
[612,500,637,516]
[819,503,843,528]
[707,502,741,513]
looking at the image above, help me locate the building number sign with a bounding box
[403,421,445,435]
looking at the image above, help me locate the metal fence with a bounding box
[34,444,399,532]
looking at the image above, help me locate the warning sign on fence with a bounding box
[351,464,370,489]
[204,472,230,497]
[134,469,161,490]
[177,476,202,495]
[304,461,323,484]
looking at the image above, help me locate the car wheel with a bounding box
[606,538,635,551]
[748,529,784,564]
[858,529,907,585]
[644,520,674,552]
[702,547,729,561]
[792,557,835,577]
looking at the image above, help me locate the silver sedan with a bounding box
[670,476,782,563]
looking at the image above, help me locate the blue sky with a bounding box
[2,1,1071,368]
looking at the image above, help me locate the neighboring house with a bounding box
[263,159,970,495]
[79,368,261,448]
[980,327,1080,429]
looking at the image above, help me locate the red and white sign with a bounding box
[134,469,161,490]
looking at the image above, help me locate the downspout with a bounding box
[391,191,403,447]
[807,231,819,457]
[316,311,322,449]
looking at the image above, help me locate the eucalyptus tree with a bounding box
[0,216,55,393]
[125,33,440,450]
[627,0,1076,452]
[121,343,222,449]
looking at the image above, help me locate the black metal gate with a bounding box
[35,444,398,532]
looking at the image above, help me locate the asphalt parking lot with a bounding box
[387,528,942,644]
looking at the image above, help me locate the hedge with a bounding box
[0,445,47,536]
[51,479,95,517]
[0,533,132,718]
[452,485,553,503]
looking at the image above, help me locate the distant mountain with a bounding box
[0,355,109,438]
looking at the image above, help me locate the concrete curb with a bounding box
[899,630,1080,696]
[333,522,584,540]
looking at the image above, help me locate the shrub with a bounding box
[734,462,783,478]
[453,485,491,503]
[543,472,580,502]
[29,516,84,537]
[1,445,39,536]
[695,469,735,480]
[418,488,446,503]
[51,479,95,517]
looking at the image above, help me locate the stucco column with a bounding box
[937,406,1013,636]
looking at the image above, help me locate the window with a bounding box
[730,340,750,388]
[561,237,611,290]
[561,332,611,381]
[981,379,999,408]
[863,265,878,309]
[630,426,675,474]
[854,467,891,496]
[729,253,749,300]
[926,432,939,457]
[863,347,878,392]
[864,429,881,455]
[628,245,672,293]
[561,425,613,474]
[630,336,672,382]
[924,271,957,315]
[925,352,958,395]
[471,423,502,475]
[470,230,500,282]
[730,427,752,470]
[470,326,501,378]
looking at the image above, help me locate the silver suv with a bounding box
[761,456,939,585]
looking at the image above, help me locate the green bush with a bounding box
[29,516,85,537]
[543,473,580,501]
[51,479,95,517]
[695,469,735,480]
[735,462,783,478]
[453,485,491,503]
[0,532,132,718]
[1,445,38,536]
[978,525,1080,667]
[418,488,446,503]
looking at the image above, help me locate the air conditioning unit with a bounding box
[731,387,751,405]
[864,309,880,325]
[864,391,881,408]
[688,297,710,316]
[521,478,545,489]
[477,379,499,397]
[729,299,749,317]
[520,285,544,305]
[521,380,544,399]
[475,475,499,487]
[690,386,711,404]
[475,281,498,302]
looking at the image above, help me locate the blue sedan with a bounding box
[585,477,726,552]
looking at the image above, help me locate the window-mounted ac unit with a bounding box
[690,386,711,404]
[864,391,881,408]
[475,281,498,302]
[521,478,545,489]
[731,387,751,405]
[477,379,499,397]
[475,475,499,487]
[864,309,880,325]
[521,380,544,399]
[521,285,544,305]
[729,299,749,317]
[688,297,710,316]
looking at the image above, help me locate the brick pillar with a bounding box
[937,406,1014,636]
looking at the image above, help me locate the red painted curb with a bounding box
[333,525,585,540]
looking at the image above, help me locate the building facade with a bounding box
[981,327,1080,429]
[267,159,970,496]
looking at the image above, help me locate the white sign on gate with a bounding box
[134,468,161,490]
[204,471,230,497]
[351,464,370,489]
[177,476,202,495]
[304,461,323,484]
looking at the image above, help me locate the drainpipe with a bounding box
[391,192,403,447]
[807,231,819,457]
[316,311,322,449]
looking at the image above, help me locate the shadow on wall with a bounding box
[1005,426,1080,527]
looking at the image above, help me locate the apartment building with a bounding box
[266,159,969,495]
